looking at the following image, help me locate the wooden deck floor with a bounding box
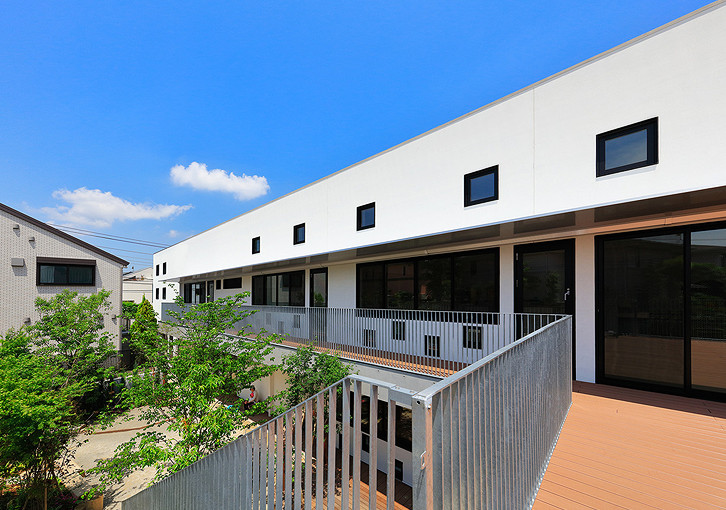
[534,382,726,509]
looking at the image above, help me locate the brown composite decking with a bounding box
[534,382,726,510]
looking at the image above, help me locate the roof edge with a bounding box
[0,203,129,266]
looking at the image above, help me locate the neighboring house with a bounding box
[1,203,129,348]
[122,266,153,304]
[154,0,726,404]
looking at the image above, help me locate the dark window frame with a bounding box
[356,248,500,313]
[251,270,305,307]
[464,165,499,207]
[252,236,261,254]
[36,258,96,286]
[156,288,160,300]
[310,267,328,307]
[162,287,167,300]
[596,117,658,177]
[156,264,160,276]
[162,262,167,275]
[223,277,242,289]
[293,223,305,245]
[357,202,375,231]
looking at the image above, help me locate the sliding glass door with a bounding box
[598,224,726,397]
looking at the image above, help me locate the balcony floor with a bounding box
[534,382,726,509]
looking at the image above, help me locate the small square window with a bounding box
[162,287,167,300]
[162,262,167,275]
[392,320,405,341]
[357,203,375,231]
[596,118,658,176]
[463,325,483,350]
[464,166,498,207]
[252,236,260,254]
[293,223,305,245]
[395,459,404,481]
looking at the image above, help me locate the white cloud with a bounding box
[41,188,192,228]
[168,229,180,238]
[169,162,269,201]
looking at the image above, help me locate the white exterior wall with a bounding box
[1,208,124,348]
[122,267,153,304]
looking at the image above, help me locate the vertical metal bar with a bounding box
[386,398,396,510]
[368,385,379,510]
[285,413,293,510]
[268,422,275,510]
[305,399,313,510]
[252,429,259,510]
[277,416,284,508]
[316,394,324,510]
[295,406,303,510]
[341,378,351,510]
[327,386,337,510]
[352,380,362,507]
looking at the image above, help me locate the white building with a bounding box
[123,266,154,304]
[154,1,726,401]
[1,203,128,348]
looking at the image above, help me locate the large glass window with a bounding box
[691,228,726,394]
[310,268,328,307]
[183,282,209,304]
[601,233,684,388]
[38,261,95,285]
[252,271,304,306]
[418,257,452,310]
[357,249,499,312]
[596,118,658,176]
[453,251,499,312]
[386,262,414,309]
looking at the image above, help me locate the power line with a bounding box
[49,224,170,248]
[95,245,157,256]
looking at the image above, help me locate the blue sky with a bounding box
[0,0,711,269]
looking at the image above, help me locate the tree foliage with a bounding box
[0,289,117,509]
[277,344,353,413]
[91,292,278,488]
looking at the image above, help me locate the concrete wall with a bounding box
[1,208,124,347]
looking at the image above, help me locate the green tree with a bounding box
[277,344,353,413]
[128,296,158,367]
[91,292,278,488]
[32,289,116,399]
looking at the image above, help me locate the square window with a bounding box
[596,118,658,176]
[357,202,375,231]
[162,262,167,275]
[392,320,405,341]
[395,459,404,481]
[293,223,305,245]
[424,335,441,358]
[252,236,260,254]
[463,325,483,350]
[464,166,498,206]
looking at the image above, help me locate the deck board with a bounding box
[534,382,726,509]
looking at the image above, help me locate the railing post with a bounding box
[412,396,433,510]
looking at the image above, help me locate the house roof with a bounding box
[0,202,129,266]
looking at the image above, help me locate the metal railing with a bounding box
[122,374,416,510]
[234,306,561,377]
[410,316,572,509]
[137,308,572,510]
